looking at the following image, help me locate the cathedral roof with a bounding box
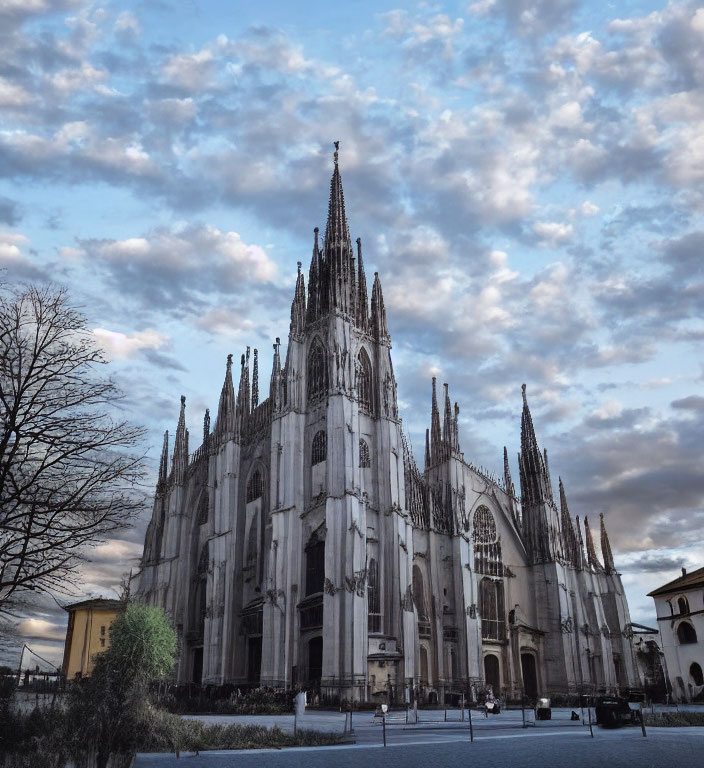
[648,565,704,596]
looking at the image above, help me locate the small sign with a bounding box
[381,704,388,713]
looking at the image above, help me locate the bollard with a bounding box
[522,698,526,729]
[468,704,474,742]
[587,702,593,738]
[461,693,465,721]
[639,705,647,738]
[382,712,387,747]
[294,708,297,737]
[444,706,447,722]
[350,706,353,735]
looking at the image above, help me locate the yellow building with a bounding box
[61,598,123,679]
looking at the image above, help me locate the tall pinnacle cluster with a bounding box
[517,384,616,572]
[293,143,388,339]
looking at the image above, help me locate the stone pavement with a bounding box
[135,726,704,768]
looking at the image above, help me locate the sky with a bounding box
[2,0,703,671]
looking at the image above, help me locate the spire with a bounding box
[424,428,431,470]
[171,395,188,485]
[543,448,554,501]
[521,383,539,456]
[291,260,306,338]
[503,447,515,497]
[306,231,321,325]
[270,337,282,409]
[583,516,604,572]
[252,348,259,409]
[453,402,461,452]
[356,237,369,330]
[323,141,355,315]
[442,384,452,448]
[371,272,389,341]
[157,430,169,491]
[235,351,249,436]
[518,383,552,563]
[575,515,586,568]
[430,377,441,465]
[215,354,236,437]
[203,408,210,444]
[600,513,615,572]
[559,478,581,568]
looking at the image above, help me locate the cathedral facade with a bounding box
[135,149,642,704]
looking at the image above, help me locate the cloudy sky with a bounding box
[3,0,703,670]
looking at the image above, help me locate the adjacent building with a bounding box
[61,598,122,679]
[648,566,704,702]
[134,147,642,704]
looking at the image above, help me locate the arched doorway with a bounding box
[484,654,500,693]
[420,646,429,684]
[308,635,323,684]
[521,652,538,699]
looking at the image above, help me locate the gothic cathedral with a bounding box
[135,148,642,703]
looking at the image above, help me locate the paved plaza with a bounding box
[135,708,704,767]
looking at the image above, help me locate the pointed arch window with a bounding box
[312,430,327,465]
[479,577,505,641]
[473,505,503,576]
[247,469,263,503]
[307,339,328,402]
[413,565,430,637]
[305,533,325,596]
[358,348,373,412]
[368,558,381,633]
[677,596,690,615]
[359,439,370,468]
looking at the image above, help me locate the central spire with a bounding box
[306,142,362,323]
[324,141,352,254]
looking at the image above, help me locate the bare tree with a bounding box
[0,284,146,612]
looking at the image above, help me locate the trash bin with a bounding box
[536,697,551,720]
[594,696,635,727]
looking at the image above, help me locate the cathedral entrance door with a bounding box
[192,647,203,684]
[247,636,262,684]
[521,652,538,699]
[308,635,323,684]
[484,654,500,693]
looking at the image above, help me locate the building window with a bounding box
[690,663,703,686]
[247,470,263,503]
[359,439,370,468]
[368,558,381,633]
[305,534,325,596]
[413,565,431,637]
[307,339,328,401]
[677,621,697,645]
[473,506,503,576]
[479,577,505,641]
[358,348,373,412]
[100,638,105,648]
[677,595,690,615]
[312,430,327,465]
[100,625,105,636]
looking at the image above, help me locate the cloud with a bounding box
[92,327,170,361]
[671,395,704,412]
[76,225,277,314]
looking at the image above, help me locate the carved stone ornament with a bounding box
[466,604,477,619]
[344,568,368,596]
[324,577,339,596]
[622,623,634,640]
[402,584,414,612]
[560,616,573,634]
[349,519,364,539]
[601,624,610,638]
